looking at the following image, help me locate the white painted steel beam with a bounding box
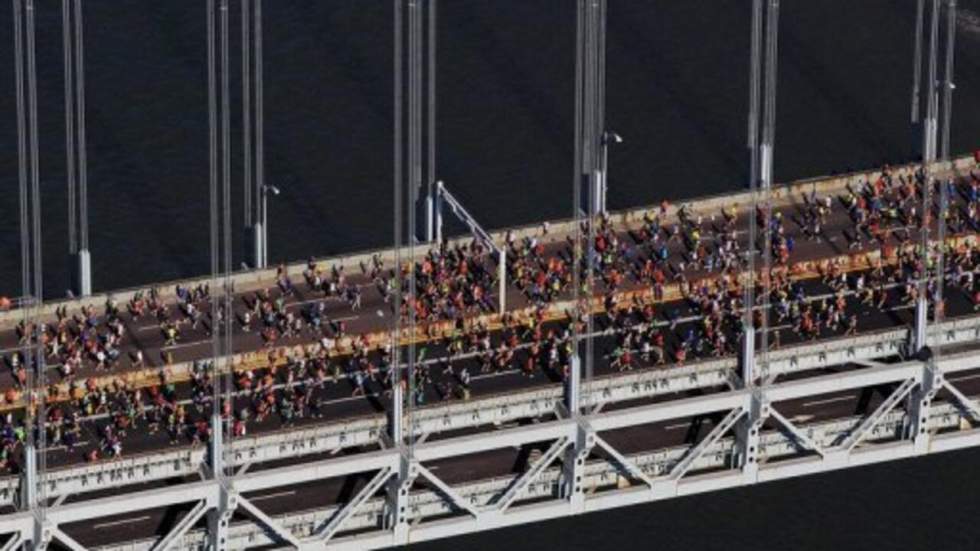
[767,405,825,456]
[668,407,744,481]
[494,437,570,513]
[236,495,304,549]
[415,464,481,519]
[4,332,978,518]
[90,399,980,551]
[151,500,210,551]
[310,467,392,544]
[592,435,654,489]
[839,378,917,451]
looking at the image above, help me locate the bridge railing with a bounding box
[3,313,979,507]
[97,397,978,551]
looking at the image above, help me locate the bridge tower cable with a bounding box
[204,1,237,547]
[13,0,47,545]
[561,0,605,513]
[62,0,77,274]
[738,0,779,481]
[62,0,92,297]
[255,0,266,268]
[935,0,956,324]
[242,0,252,232]
[914,0,940,354]
[909,0,956,453]
[74,0,90,296]
[424,0,437,242]
[243,0,267,269]
[911,0,925,126]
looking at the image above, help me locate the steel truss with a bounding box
[2,315,980,513]
[1,339,979,549]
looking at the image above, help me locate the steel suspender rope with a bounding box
[743,0,763,384]
[75,0,89,258]
[392,0,405,445]
[63,0,77,259]
[243,0,252,230]
[759,0,779,378]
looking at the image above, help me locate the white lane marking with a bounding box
[664,422,691,431]
[93,515,151,529]
[802,395,854,408]
[161,340,211,352]
[789,414,816,423]
[948,373,980,383]
[250,490,297,502]
[45,440,90,452]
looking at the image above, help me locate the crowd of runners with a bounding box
[1,164,980,470]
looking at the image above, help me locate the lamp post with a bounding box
[598,130,622,214]
[257,183,279,268]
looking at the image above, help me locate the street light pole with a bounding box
[599,130,621,214]
[259,184,279,269]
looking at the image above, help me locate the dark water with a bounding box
[0,1,979,549]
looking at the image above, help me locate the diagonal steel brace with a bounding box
[237,495,304,549]
[593,435,655,489]
[415,464,480,519]
[669,407,745,481]
[768,406,825,456]
[495,437,570,512]
[151,499,211,551]
[839,378,917,451]
[310,467,393,543]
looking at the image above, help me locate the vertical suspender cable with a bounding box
[207,0,222,470]
[939,0,956,162]
[911,0,925,124]
[584,0,597,386]
[407,0,421,452]
[27,0,41,305]
[14,0,30,301]
[63,0,77,255]
[392,0,404,444]
[743,0,763,383]
[220,0,233,475]
[758,0,779,373]
[569,0,584,414]
[26,0,46,514]
[255,0,265,239]
[243,0,253,228]
[934,0,956,329]
[74,0,89,252]
[426,0,436,214]
[918,0,940,348]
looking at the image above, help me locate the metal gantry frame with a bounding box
[432,180,507,313]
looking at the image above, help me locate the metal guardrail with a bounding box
[3,315,979,507]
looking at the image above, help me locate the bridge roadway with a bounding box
[25,269,960,468]
[1,160,978,468]
[0,158,962,390]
